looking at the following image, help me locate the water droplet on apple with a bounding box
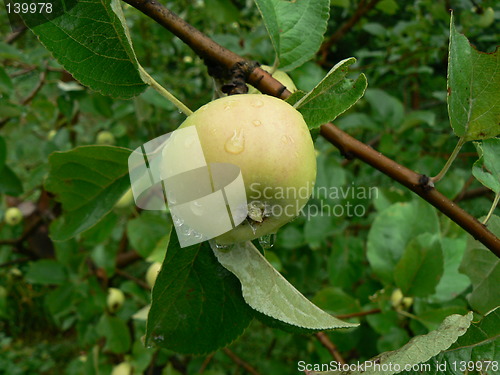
[253,99,264,108]
[209,239,234,252]
[224,129,245,154]
[252,120,262,127]
[281,135,294,144]
[172,215,184,226]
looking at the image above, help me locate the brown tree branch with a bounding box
[120,0,500,257]
[222,348,262,375]
[335,308,381,319]
[315,332,346,365]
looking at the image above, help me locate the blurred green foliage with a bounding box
[0,0,499,374]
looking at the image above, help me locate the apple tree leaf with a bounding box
[45,146,132,241]
[447,14,500,141]
[367,200,440,285]
[212,241,358,331]
[292,58,367,129]
[311,312,473,375]
[22,0,148,98]
[472,138,500,194]
[459,215,500,315]
[254,0,330,71]
[394,233,444,297]
[399,308,500,375]
[146,232,253,354]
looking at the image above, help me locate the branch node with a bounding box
[418,174,434,192]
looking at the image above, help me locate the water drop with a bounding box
[224,99,237,111]
[224,129,245,154]
[209,239,234,252]
[190,200,204,216]
[153,334,164,343]
[253,99,264,108]
[252,120,262,127]
[172,215,184,226]
[248,219,258,234]
[258,233,276,249]
[180,225,194,236]
[281,135,294,144]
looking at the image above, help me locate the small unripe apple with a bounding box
[4,207,23,226]
[173,94,316,244]
[107,287,125,313]
[248,65,297,94]
[96,130,115,145]
[111,362,133,375]
[145,262,162,288]
[114,189,134,209]
[47,129,57,141]
[391,288,413,310]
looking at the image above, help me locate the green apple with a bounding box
[114,189,134,209]
[96,130,115,145]
[248,65,297,94]
[175,94,316,244]
[391,288,413,310]
[4,207,23,226]
[107,287,125,313]
[146,262,162,288]
[111,362,133,375]
[47,129,57,141]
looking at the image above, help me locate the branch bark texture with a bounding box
[121,0,500,258]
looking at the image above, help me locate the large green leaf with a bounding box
[367,200,440,284]
[472,138,500,194]
[254,0,330,70]
[447,14,500,141]
[311,312,473,375]
[45,146,131,241]
[212,241,358,331]
[0,165,23,197]
[0,136,23,196]
[96,314,132,354]
[146,233,253,354]
[290,58,367,129]
[394,233,444,297]
[459,215,500,315]
[399,308,500,375]
[23,0,147,98]
[429,237,470,303]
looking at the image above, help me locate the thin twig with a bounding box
[120,0,500,257]
[4,25,27,44]
[222,348,262,375]
[197,353,215,373]
[315,332,346,365]
[115,269,151,290]
[335,308,381,319]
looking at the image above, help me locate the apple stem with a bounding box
[431,136,466,183]
[139,66,193,116]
